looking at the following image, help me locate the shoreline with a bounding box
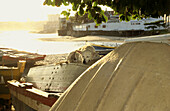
[37,35,127,43]
[37,33,170,44]
[35,33,170,66]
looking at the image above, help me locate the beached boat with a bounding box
[7,80,59,111]
[0,60,26,83]
[50,42,170,111]
[7,45,102,111]
[0,79,11,110]
[8,63,90,111]
[87,43,117,55]
[0,48,46,67]
[0,60,26,110]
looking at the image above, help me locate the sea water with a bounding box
[0,31,122,54]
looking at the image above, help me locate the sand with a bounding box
[35,35,126,65]
[37,35,126,42]
[37,33,170,43]
[50,41,170,111]
[35,53,68,65]
[35,33,170,66]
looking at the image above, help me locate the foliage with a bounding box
[61,9,71,20]
[44,0,170,24]
[74,13,93,24]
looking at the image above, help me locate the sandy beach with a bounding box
[35,53,68,65]
[35,35,127,65]
[37,35,127,42]
[37,33,170,44]
[35,33,170,65]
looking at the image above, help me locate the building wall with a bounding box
[73,20,145,31]
[48,14,60,22]
[43,14,60,32]
[73,18,165,32]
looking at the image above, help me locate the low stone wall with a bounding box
[71,30,147,37]
[58,29,166,37]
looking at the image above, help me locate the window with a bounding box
[102,25,106,28]
[95,25,98,28]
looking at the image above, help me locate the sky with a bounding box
[0,0,72,22]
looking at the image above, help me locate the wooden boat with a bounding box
[50,42,170,111]
[0,81,11,110]
[8,80,59,111]
[0,60,26,83]
[0,60,26,110]
[0,48,46,67]
[87,43,117,55]
[8,63,90,111]
[7,45,102,111]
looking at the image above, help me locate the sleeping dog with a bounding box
[67,45,100,64]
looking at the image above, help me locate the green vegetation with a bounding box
[43,0,169,24]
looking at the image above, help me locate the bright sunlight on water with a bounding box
[0,31,121,55]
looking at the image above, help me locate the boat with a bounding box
[8,63,90,111]
[86,43,117,55]
[0,77,11,110]
[50,42,170,111]
[7,80,59,111]
[0,60,26,110]
[0,60,26,83]
[7,45,102,111]
[0,48,46,67]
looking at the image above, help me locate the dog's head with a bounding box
[67,51,84,63]
[81,50,94,64]
[79,45,95,53]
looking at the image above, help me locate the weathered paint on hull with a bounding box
[8,63,90,111]
[0,84,11,110]
[0,60,26,83]
[0,60,26,110]
[89,43,117,55]
[11,95,36,111]
[0,48,45,67]
[26,63,89,92]
[8,81,57,111]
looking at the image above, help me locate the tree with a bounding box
[43,0,170,24]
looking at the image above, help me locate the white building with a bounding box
[73,17,165,32]
[43,14,60,33]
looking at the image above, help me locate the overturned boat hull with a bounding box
[8,62,90,111]
[50,42,170,111]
